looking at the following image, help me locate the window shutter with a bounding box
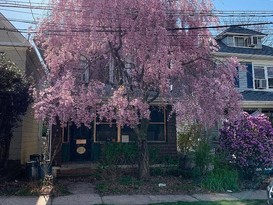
[246,63,253,88]
[234,67,239,87]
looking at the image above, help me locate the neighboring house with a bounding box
[215,26,273,122]
[0,13,44,165]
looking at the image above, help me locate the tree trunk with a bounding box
[135,119,150,180]
[137,138,150,180]
[0,131,12,169]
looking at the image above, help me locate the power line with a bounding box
[1,21,273,34]
[1,1,273,14]
[169,22,273,31]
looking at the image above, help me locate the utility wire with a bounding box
[1,21,273,34]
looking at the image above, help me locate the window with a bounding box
[268,67,273,88]
[254,66,266,89]
[94,106,166,143]
[95,121,118,142]
[147,106,166,142]
[234,36,262,48]
[62,126,69,143]
[253,66,273,90]
[234,37,246,47]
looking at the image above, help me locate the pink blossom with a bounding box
[34,0,241,128]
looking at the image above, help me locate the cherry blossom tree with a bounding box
[34,0,242,179]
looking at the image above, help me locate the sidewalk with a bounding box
[0,190,267,205]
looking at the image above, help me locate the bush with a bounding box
[194,141,213,176]
[177,124,200,156]
[219,112,273,176]
[100,143,138,166]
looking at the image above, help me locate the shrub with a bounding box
[194,140,213,176]
[100,143,138,166]
[219,112,273,176]
[177,124,201,156]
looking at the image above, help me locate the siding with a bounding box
[0,47,27,71]
[1,14,43,165]
[20,106,41,164]
[8,125,23,161]
[222,36,233,47]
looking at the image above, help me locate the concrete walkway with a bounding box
[0,190,267,205]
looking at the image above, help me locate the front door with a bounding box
[70,124,92,161]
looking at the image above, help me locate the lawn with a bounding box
[155,200,266,205]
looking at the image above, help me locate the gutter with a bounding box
[241,101,273,108]
[215,52,273,61]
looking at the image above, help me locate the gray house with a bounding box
[215,26,273,122]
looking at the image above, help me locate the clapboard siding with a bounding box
[20,107,41,164]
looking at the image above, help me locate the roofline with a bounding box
[241,101,273,108]
[216,33,266,40]
[225,32,266,37]
[0,42,30,48]
[215,52,273,61]
[0,12,30,47]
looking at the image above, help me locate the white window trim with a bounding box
[233,36,260,48]
[253,65,273,90]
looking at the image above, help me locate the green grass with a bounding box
[154,200,266,205]
[201,168,240,192]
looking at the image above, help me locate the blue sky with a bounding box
[213,0,273,11]
[0,0,273,34]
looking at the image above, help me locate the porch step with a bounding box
[56,162,98,177]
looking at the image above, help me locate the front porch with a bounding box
[55,162,98,177]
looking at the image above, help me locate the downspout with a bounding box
[48,126,52,162]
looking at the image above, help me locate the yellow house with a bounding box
[0,13,44,164]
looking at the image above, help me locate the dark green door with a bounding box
[70,124,93,161]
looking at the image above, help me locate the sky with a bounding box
[213,0,273,11]
[0,0,273,36]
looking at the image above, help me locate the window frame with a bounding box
[233,36,262,48]
[94,121,118,143]
[253,65,273,90]
[234,36,247,47]
[94,106,167,143]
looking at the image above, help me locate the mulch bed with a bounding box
[1,164,271,197]
[55,174,205,196]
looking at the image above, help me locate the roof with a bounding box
[0,12,30,47]
[216,26,267,40]
[241,90,273,101]
[216,40,273,57]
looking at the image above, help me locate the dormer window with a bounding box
[234,36,262,48]
[234,36,246,47]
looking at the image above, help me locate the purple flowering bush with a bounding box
[219,112,273,174]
